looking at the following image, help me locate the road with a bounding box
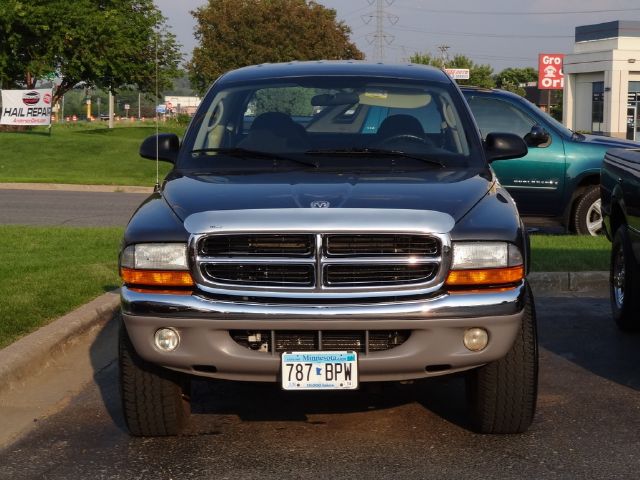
[1,293,638,479]
[0,189,148,226]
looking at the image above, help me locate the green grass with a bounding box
[0,123,185,186]
[0,226,122,348]
[530,234,610,272]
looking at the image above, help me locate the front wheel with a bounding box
[466,284,538,434]
[573,185,602,236]
[119,322,191,436]
[610,227,640,331]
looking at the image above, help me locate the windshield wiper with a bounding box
[190,147,319,168]
[305,148,444,168]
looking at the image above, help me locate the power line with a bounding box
[393,5,640,16]
[387,24,573,39]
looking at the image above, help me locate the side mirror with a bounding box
[485,132,528,163]
[525,125,550,147]
[139,134,180,164]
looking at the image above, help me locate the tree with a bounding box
[0,0,182,105]
[495,67,538,96]
[409,52,495,88]
[188,0,364,93]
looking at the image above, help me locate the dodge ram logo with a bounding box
[310,201,330,208]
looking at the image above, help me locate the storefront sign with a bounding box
[1,89,53,126]
[444,68,470,80]
[538,54,565,90]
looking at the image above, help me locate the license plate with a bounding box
[281,351,358,390]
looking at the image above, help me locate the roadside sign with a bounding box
[124,104,130,110]
[538,54,565,90]
[156,104,166,114]
[444,68,470,80]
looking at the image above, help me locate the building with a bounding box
[163,96,201,116]
[563,21,640,140]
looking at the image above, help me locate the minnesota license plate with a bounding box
[281,351,358,390]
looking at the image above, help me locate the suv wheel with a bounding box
[466,284,538,434]
[573,185,602,236]
[119,322,191,436]
[610,227,640,331]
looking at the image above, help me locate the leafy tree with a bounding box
[189,0,364,93]
[409,52,495,89]
[0,0,182,105]
[495,67,538,96]
[254,87,316,117]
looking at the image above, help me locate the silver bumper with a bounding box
[121,282,527,382]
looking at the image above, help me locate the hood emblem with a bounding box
[310,200,330,208]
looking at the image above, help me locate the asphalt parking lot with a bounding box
[1,292,638,480]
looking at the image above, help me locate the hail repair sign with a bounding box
[1,89,53,126]
[538,54,565,90]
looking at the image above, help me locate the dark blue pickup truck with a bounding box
[601,148,640,329]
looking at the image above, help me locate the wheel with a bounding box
[466,284,538,434]
[119,322,190,436]
[610,227,640,331]
[573,185,602,236]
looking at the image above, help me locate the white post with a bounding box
[108,91,114,129]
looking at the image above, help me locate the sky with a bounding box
[154,0,640,72]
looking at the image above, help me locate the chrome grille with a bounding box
[194,233,444,294]
[230,330,410,353]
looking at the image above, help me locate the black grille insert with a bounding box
[200,234,314,257]
[324,264,437,286]
[202,264,314,287]
[325,234,440,256]
[230,330,410,353]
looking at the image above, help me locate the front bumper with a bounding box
[121,282,528,382]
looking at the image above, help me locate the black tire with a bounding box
[573,185,603,236]
[466,284,538,434]
[119,322,190,436]
[610,227,640,331]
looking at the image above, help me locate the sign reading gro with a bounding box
[1,89,53,126]
[538,54,565,90]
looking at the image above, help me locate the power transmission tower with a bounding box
[363,0,398,61]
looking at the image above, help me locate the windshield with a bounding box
[179,77,484,170]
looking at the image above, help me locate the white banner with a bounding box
[1,89,53,126]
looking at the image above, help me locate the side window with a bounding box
[466,96,535,139]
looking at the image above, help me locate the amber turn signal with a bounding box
[445,265,524,287]
[120,267,195,287]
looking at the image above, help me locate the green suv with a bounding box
[461,87,640,235]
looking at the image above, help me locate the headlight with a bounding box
[451,242,523,269]
[120,243,193,287]
[120,243,188,270]
[446,242,524,287]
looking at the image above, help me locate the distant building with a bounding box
[563,21,640,140]
[523,82,561,114]
[163,96,201,116]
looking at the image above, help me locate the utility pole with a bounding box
[437,44,450,68]
[363,0,398,61]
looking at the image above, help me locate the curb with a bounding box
[0,183,153,194]
[528,271,608,294]
[0,291,120,397]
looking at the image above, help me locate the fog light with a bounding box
[154,328,180,352]
[463,328,488,352]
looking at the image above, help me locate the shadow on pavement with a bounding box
[536,295,640,391]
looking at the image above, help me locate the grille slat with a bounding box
[325,264,437,286]
[202,264,314,287]
[326,234,439,256]
[230,330,410,353]
[201,234,314,257]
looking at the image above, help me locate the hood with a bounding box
[579,134,640,149]
[161,169,492,223]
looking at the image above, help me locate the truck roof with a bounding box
[216,60,453,85]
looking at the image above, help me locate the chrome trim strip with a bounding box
[121,282,525,319]
[184,208,455,235]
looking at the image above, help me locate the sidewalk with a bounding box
[0,182,153,194]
